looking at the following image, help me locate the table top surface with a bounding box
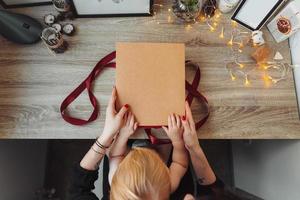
[0,1,299,139]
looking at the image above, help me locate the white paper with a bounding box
[73,0,150,15]
[235,0,280,29]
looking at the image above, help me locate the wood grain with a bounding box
[0,1,299,139]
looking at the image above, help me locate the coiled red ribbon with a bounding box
[60,52,209,144]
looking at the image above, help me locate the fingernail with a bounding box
[182,115,186,121]
[124,104,129,108]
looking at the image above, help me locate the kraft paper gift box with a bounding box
[116,42,185,127]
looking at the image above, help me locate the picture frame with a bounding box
[0,0,52,9]
[70,0,153,18]
[231,0,286,31]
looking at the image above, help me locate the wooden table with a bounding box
[0,1,299,139]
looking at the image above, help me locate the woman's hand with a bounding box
[181,102,216,185]
[163,114,184,144]
[101,87,129,145]
[181,101,199,150]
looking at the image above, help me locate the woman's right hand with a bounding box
[181,101,199,150]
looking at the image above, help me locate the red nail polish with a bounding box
[124,104,129,108]
[182,115,186,121]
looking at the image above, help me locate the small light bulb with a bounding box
[227,35,233,46]
[239,63,244,68]
[207,22,215,32]
[245,76,250,86]
[239,43,244,48]
[263,73,271,87]
[219,27,224,39]
[263,74,269,81]
[230,72,236,81]
[185,24,192,31]
[168,8,171,12]
[231,20,238,27]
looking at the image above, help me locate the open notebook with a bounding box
[116,42,185,126]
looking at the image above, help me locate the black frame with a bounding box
[0,0,52,8]
[231,0,284,31]
[69,0,153,18]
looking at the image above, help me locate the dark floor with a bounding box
[44,139,235,199]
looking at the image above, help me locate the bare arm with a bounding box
[182,102,216,185]
[80,87,129,171]
[80,135,113,171]
[169,141,188,192]
[108,111,138,185]
[187,143,216,185]
[163,114,188,193]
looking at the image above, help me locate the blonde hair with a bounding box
[110,147,171,200]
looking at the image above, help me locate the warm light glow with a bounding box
[227,35,234,45]
[230,71,236,81]
[239,43,244,48]
[245,76,250,86]
[238,49,243,53]
[238,63,244,68]
[263,73,272,87]
[185,24,192,31]
[231,20,238,27]
[213,22,218,27]
[207,22,215,32]
[168,8,171,12]
[219,27,224,39]
[157,21,160,24]
[263,74,269,81]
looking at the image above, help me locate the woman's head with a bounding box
[110,147,171,200]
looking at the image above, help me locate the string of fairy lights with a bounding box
[152,3,295,87]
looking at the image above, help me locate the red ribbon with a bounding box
[60,52,209,144]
